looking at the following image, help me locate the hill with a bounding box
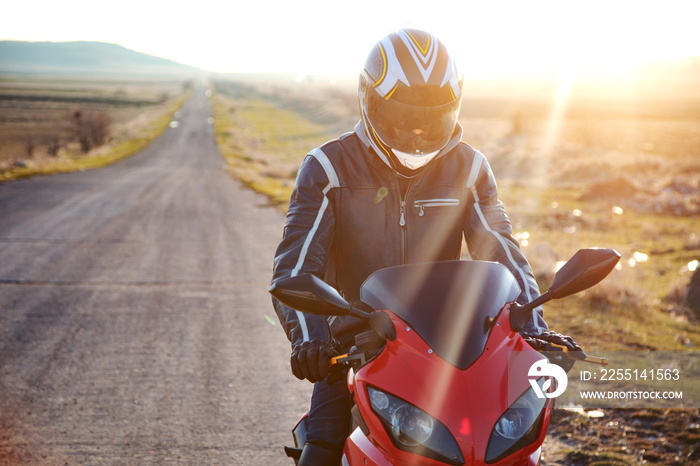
[0,41,202,77]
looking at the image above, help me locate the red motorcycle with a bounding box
[270,248,619,465]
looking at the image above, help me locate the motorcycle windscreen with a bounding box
[360,261,521,370]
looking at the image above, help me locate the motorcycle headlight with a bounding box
[367,386,464,465]
[485,378,547,463]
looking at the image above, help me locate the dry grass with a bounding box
[0,76,190,178]
[210,79,346,206]
[209,74,700,352]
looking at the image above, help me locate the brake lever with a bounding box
[524,337,608,365]
[330,353,366,366]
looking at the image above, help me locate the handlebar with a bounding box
[524,336,608,365]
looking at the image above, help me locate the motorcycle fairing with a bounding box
[352,308,550,465]
[344,427,394,466]
[351,261,550,464]
[360,260,522,370]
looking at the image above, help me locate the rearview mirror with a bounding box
[269,274,356,317]
[549,248,621,299]
[510,248,620,331]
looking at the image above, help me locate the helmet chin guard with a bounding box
[358,28,463,176]
[391,149,440,171]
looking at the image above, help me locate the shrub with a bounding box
[23,135,36,158]
[46,135,62,157]
[71,109,111,153]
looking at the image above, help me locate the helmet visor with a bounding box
[367,91,461,155]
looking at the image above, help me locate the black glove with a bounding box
[290,340,336,383]
[525,331,586,373]
[537,331,586,359]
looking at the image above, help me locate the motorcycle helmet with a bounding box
[359,28,463,176]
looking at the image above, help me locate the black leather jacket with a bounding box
[272,122,547,349]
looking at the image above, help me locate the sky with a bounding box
[2,0,699,79]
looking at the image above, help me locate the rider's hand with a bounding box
[525,331,585,373]
[290,340,336,383]
[537,331,586,359]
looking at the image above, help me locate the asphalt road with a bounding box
[0,86,310,465]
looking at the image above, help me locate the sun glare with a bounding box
[440,1,699,83]
[3,1,699,77]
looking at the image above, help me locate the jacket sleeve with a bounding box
[463,152,548,335]
[271,153,336,347]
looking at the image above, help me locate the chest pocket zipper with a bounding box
[414,198,460,216]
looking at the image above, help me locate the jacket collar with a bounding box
[354,121,464,176]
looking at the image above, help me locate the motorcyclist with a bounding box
[271,28,580,465]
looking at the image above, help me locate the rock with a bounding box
[663,176,697,195]
[579,176,640,202]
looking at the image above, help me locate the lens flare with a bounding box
[688,260,699,272]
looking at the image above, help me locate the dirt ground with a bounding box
[541,408,700,465]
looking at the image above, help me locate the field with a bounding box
[210,75,700,348]
[0,76,190,179]
[211,73,700,464]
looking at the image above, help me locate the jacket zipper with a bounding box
[413,198,460,216]
[396,178,415,264]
